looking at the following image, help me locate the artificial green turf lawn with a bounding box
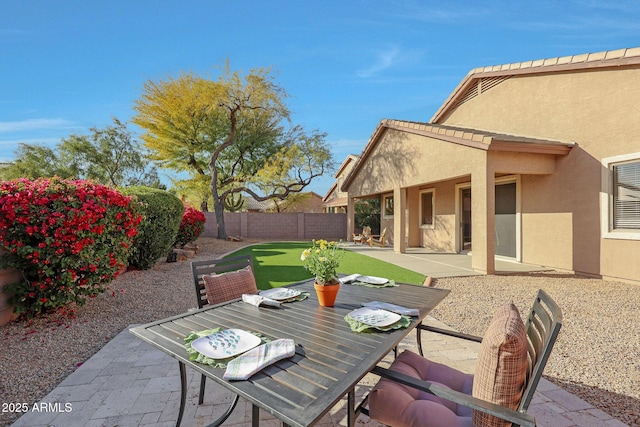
[225,241,425,289]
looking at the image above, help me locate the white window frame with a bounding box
[382,194,394,218]
[419,189,435,229]
[601,152,640,240]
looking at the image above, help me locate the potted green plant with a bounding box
[301,239,344,306]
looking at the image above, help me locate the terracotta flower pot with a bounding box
[314,280,340,307]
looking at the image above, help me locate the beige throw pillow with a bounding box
[472,302,528,427]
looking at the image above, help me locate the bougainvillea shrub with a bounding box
[0,178,142,317]
[175,206,206,247]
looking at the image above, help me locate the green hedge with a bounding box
[121,186,184,270]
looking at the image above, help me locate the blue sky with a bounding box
[2,1,640,195]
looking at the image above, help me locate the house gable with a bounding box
[343,46,640,284]
[342,120,572,194]
[323,154,359,211]
[432,47,640,123]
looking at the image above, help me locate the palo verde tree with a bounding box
[0,118,162,188]
[133,65,334,239]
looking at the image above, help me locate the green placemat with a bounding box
[344,314,411,333]
[185,328,271,367]
[282,291,310,302]
[346,280,397,288]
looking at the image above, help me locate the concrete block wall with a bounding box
[246,213,299,239]
[203,212,347,240]
[303,213,347,239]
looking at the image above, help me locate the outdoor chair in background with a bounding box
[368,227,387,247]
[353,225,372,245]
[363,289,562,427]
[190,254,256,425]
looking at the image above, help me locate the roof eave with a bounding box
[322,182,338,201]
[334,154,359,178]
[488,140,575,155]
[342,120,575,192]
[341,122,388,192]
[431,48,640,123]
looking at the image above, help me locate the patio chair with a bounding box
[190,254,256,424]
[368,227,387,247]
[364,289,562,427]
[353,225,372,244]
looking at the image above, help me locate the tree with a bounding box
[355,198,381,234]
[62,118,162,188]
[133,65,334,239]
[0,118,162,188]
[270,192,311,213]
[0,144,76,180]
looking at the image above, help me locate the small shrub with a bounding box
[175,206,206,247]
[121,187,183,269]
[0,178,142,317]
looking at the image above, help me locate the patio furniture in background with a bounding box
[189,254,255,425]
[368,227,387,247]
[352,225,371,244]
[130,279,450,427]
[366,289,562,427]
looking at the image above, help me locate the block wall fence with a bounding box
[202,212,347,240]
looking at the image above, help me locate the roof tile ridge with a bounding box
[476,46,640,74]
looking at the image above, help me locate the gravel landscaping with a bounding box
[1,238,638,426]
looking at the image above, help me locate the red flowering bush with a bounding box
[175,206,206,247]
[0,178,142,317]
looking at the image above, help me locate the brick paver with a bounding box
[10,318,628,427]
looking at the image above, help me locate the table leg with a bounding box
[347,389,356,427]
[417,326,424,356]
[176,361,187,427]
[252,404,259,427]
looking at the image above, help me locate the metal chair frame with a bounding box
[363,289,563,427]
[178,254,253,427]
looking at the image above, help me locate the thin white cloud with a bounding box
[0,28,30,37]
[0,118,72,133]
[386,1,493,23]
[357,46,402,78]
[330,138,368,160]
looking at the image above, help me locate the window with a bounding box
[420,189,434,228]
[383,194,394,217]
[602,153,640,240]
[612,160,640,230]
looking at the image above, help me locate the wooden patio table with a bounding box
[130,278,450,427]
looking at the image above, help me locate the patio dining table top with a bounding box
[129,278,450,427]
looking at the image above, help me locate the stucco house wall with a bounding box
[323,155,359,213]
[439,62,640,281]
[344,47,640,284]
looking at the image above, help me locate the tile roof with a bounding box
[432,46,640,122]
[341,119,574,191]
[322,196,348,208]
[334,154,359,178]
[382,119,573,153]
[343,47,629,192]
[469,46,640,76]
